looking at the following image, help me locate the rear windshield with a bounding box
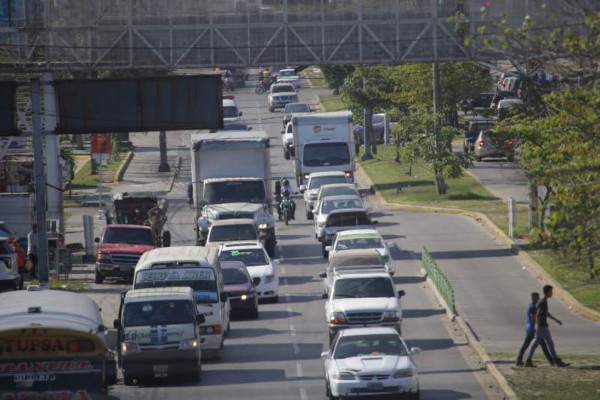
[223,106,239,118]
[309,175,348,190]
[124,300,195,327]
[326,212,370,227]
[320,186,358,199]
[103,227,153,245]
[209,225,257,242]
[335,237,384,250]
[321,198,363,213]
[220,249,268,267]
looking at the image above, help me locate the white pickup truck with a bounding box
[321,268,405,343]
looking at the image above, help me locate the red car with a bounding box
[221,260,259,319]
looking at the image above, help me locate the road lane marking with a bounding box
[299,388,308,400]
[296,362,303,378]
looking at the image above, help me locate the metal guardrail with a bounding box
[422,247,456,316]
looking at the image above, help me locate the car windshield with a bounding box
[223,267,250,285]
[333,277,395,298]
[333,334,408,359]
[303,143,350,167]
[319,187,357,199]
[336,237,384,250]
[272,85,294,93]
[124,300,195,327]
[220,249,268,267]
[326,213,371,227]
[204,181,266,204]
[103,227,153,245]
[209,226,257,242]
[309,176,348,190]
[285,104,310,113]
[321,198,363,214]
[223,106,239,118]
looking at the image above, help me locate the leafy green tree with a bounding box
[394,113,474,195]
[319,65,355,93]
[391,62,493,126]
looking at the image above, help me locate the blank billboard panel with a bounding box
[0,82,17,136]
[55,75,222,134]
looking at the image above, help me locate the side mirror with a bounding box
[319,272,327,278]
[113,319,122,329]
[320,351,331,359]
[247,127,253,131]
[365,207,372,212]
[94,237,100,243]
[220,292,228,303]
[371,220,379,225]
[410,347,421,355]
[272,259,280,265]
[398,290,406,297]
[239,111,243,117]
[299,185,307,193]
[312,209,318,214]
[321,293,328,300]
[325,246,332,252]
[280,130,285,134]
[386,242,394,248]
[196,314,206,325]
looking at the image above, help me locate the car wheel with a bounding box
[188,365,201,383]
[326,381,339,400]
[94,270,104,284]
[306,211,314,220]
[271,295,279,303]
[250,307,259,319]
[322,244,329,259]
[269,107,274,112]
[123,374,134,386]
[284,149,290,160]
[408,389,420,400]
[475,156,482,162]
[507,154,515,162]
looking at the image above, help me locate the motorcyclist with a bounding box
[278,179,296,220]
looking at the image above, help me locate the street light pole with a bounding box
[158,131,170,172]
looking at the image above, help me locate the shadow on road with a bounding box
[419,389,475,399]
[255,309,302,320]
[402,308,446,319]
[217,343,323,363]
[282,275,317,285]
[406,338,454,351]
[422,248,513,260]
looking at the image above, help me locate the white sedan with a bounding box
[314,195,366,239]
[327,229,395,275]
[322,327,420,400]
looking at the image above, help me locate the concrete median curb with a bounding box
[113,151,134,183]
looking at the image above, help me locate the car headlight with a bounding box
[382,310,400,322]
[263,274,275,284]
[393,369,416,378]
[179,338,199,349]
[241,292,256,300]
[333,371,355,380]
[97,253,111,263]
[345,171,352,178]
[121,341,140,354]
[199,325,223,335]
[328,312,347,324]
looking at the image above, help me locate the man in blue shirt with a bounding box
[516,292,553,366]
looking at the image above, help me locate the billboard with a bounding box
[55,75,223,134]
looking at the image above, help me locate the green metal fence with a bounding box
[422,247,456,316]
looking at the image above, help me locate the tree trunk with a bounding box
[538,185,552,231]
[394,138,400,163]
[528,181,540,230]
[434,167,447,195]
[362,107,373,161]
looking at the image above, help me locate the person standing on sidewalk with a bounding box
[9,238,26,290]
[516,292,553,366]
[525,285,569,367]
[27,224,38,280]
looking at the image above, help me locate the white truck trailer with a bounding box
[292,111,355,186]
[189,131,276,255]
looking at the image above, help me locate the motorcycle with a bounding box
[278,196,295,225]
[255,77,274,95]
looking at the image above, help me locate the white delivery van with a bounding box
[114,287,204,385]
[133,246,230,359]
[292,111,355,186]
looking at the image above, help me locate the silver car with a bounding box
[474,130,516,162]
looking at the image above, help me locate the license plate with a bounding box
[153,365,168,377]
[120,266,130,272]
[367,382,383,391]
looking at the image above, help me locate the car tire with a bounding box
[475,156,482,162]
[306,211,313,220]
[94,270,104,284]
[322,244,329,259]
[271,295,279,303]
[507,154,515,162]
[284,149,290,160]
[123,374,134,386]
[269,107,274,112]
[326,381,339,400]
[188,365,201,383]
[408,390,420,400]
[250,308,259,319]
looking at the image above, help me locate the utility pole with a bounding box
[362,76,373,161]
[158,131,170,172]
[31,79,49,286]
[42,73,62,227]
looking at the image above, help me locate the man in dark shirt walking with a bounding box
[525,285,569,367]
[516,292,553,366]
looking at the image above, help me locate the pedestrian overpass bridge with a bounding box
[0,0,577,71]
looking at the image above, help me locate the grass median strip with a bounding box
[318,93,346,112]
[303,67,327,89]
[70,151,127,188]
[359,145,600,312]
[491,352,600,400]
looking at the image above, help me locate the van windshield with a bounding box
[135,268,219,303]
[124,300,195,327]
[304,143,350,167]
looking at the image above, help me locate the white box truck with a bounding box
[189,131,276,255]
[292,111,355,186]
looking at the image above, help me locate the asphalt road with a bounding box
[91,83,495,399]
[74,80,600,400]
